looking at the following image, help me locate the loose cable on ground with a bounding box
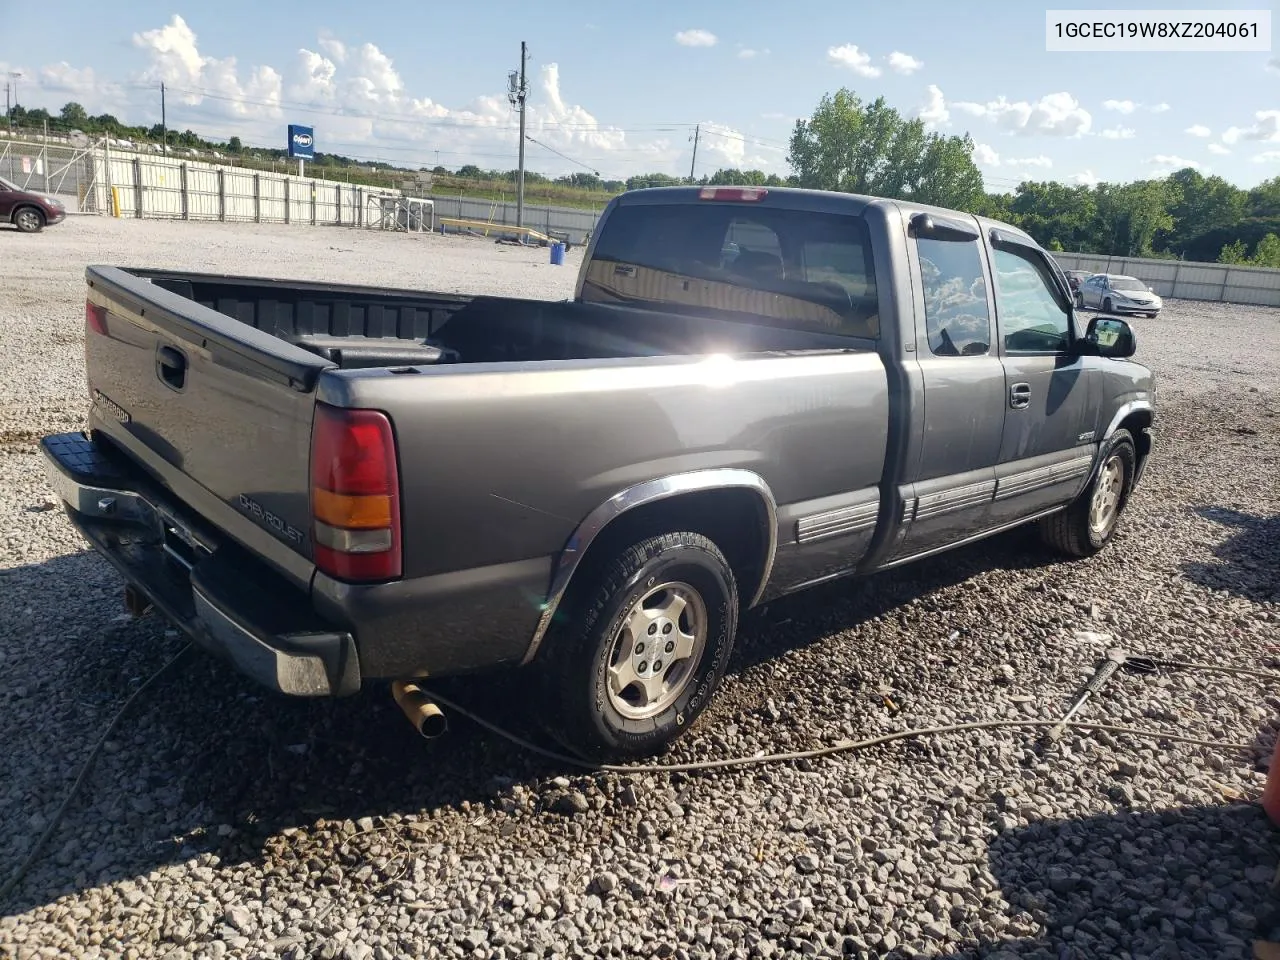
[424,689,1259,776]
[0,643,193,903]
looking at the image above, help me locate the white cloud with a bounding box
[1223,110,1280,144]
[828,44,881,77]
[738,48,758,59]
[887,51,924,75]
[1150,102,1171,113]
[972,143,1000,166]
[674,29,717,47]
[1103,99,1138,114]
[1101,127,1136,140]
[953,92,1091,137]
[1008,155,1052,168]
[1208,143,1231,155]
[1184,125,1211,138]
[317,36,346,63]
[1068,170,1101,187]
[38,62,102,98]
[1253,150,1280,163]
[917,84,948,128]
[1269,58,1280,73]
[1146,154,1203,171]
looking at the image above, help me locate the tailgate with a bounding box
[84,266,335,588]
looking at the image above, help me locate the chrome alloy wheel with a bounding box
[606,581,707,720]
[1089,455,1125,536]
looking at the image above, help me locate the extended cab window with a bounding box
[916,238,991,357]
[992,246,1072,353]
[582,204,880,339]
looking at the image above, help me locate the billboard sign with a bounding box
[288,124,315,160]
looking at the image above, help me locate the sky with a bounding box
[1,0,1278,190]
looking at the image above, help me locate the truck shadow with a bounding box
[927,802,1280,960]
[0,525,1152,918]
[1180,506,1280,603]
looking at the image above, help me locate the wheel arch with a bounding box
[12,203,46,226]
[520,469,778,665]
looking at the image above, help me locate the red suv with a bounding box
[0,175,67,233]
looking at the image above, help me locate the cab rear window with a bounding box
[583,203,880,339]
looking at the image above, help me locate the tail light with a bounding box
[698,187,768,202]
[86,301,108,336]
[309,403,402,582]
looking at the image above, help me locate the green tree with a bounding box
[1219,239,1248,263]
[787,88,983,209]
[60,102,88,126]
[1163,168,1246,254]
[1092,179,1175,257]
[1250,232,1280,267]
[1006,181,1098,251]
[227,136,243,153]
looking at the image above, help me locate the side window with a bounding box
[916,238,991,357]
[992,246,1072,354]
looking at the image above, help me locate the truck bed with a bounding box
[135,268,873,368]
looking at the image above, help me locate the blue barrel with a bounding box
[550,241,566,266]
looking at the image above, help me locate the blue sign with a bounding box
[288,124,315,160]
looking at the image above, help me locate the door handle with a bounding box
[1009,382,1031,409]
[156,344,187,391]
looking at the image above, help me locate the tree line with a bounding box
[8,97,1278,265]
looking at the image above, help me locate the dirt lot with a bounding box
[1,216,1278,960]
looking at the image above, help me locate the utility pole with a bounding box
[508,42,529,229]
[4,83,10,133]
[161,82,168,156]
[689,124,700,183]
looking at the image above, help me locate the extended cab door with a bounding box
[987,230,1101,524]
[889,212,1006,559]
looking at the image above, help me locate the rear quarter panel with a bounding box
[318,350,891,580]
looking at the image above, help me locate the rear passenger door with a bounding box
[987,231,1101,525]
[891,213,1006,560]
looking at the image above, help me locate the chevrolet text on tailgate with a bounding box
[42,186,1155,760]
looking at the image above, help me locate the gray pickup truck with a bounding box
[42,185,1154,759]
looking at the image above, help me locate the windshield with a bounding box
[1111,278,1147,292]
[582,202,880,339]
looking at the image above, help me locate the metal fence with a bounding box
[88,145,393,226]
[1053,252,1280,308]
[425,194,603,245]
[0,138,98,211]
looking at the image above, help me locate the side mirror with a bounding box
[1084,316,1136,359]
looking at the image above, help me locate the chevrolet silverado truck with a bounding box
[41,185,1155,759]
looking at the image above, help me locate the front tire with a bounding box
[1040,429,1137,558]
[539,531,739,760]
[1075,292,1084,309]
[1103,297,1113,313]
[14,207,44,234]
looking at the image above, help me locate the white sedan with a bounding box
[1075,273,1163,318]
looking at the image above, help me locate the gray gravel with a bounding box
[1,216,1278,959]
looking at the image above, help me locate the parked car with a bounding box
[1076,273,1162,317]
[0,175,66,233]
[1063,269,1090,293]
[41,185,1154,760]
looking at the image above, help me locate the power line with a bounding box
[525,135,599,175]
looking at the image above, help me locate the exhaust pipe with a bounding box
[391,680,448,739]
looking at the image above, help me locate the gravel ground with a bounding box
[1,216,1278,960]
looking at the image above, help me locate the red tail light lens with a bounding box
[698,187,768,202]
[309,403,402,582]
[86,302,109,336]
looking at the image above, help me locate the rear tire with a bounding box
[14,207,44,234]
[1040,429,1137,558]
[538,531,738,760]
[1075,292,1084,309]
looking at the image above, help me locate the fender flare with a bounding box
[520,468,778,665]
